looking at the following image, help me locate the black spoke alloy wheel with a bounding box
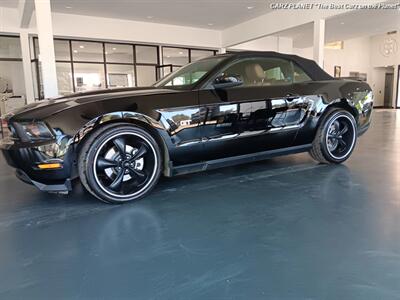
[325,115,355,159]
[309,108,357,164]
[78,124,162,203]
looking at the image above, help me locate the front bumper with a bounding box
[15,168,72,194]
[1,138,75,194]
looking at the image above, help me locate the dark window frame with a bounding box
[32,37,160,99]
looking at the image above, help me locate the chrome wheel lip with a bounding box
[93,132,158,199]
[325,114,356,160]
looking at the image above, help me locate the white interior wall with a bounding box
[370,32,400,68]
[293,47,313,59]
[0,7,20,33]
[36,12,222,49]
[277,37,293,54]
[228,36,294,54]
[324,37,371,78]
[229,36,278,52]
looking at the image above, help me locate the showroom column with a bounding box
[219,48,226,54]
[34,0,58,98]
[19,32,35,104]
[313,19,325,67]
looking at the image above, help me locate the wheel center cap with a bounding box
[123,161,130,168]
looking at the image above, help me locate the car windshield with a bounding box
[154,56,228,89]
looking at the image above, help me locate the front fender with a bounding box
[72,111,172,176]
[73,111,165,144]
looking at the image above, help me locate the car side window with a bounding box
[219,57,311,87]
[293,63,312,83]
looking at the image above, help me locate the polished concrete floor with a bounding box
[0,110,400,299]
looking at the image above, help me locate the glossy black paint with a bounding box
[0,52,373,193]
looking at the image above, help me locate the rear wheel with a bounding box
[78,124,162,203]
[309,109,357,164]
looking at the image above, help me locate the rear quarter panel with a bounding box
[292,79,373,146]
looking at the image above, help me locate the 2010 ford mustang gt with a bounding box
[0,51,373,203]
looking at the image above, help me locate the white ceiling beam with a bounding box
[18,0,35,28]
[221,0,387,47]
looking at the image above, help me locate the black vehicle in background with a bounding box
[0,51,373,203]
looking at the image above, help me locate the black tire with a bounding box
[309,108,357,164]
[78,123,162,203]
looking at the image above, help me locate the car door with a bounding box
[198,56,309,161]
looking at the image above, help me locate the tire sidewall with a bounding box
[83,125,162,203]
[320,110,357,163]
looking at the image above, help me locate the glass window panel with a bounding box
[107,64,135,88]
[163,47,189,66]
[105,43,134,63]
[136,45,158,64]
[73,63,106,92]
[156,57,225,88]
[56,63,73,96]
[222,57,293,87]
[0,61,25,95]
[31,61,39,99]
[136,65,156,87]
[159,65,173,78]
[33,38,39,59]
[293,63,311,83]
[54,40,71,61]
[38,62,44,99]
[190,49,214,62]
[72,41,103,62]
[0,36,22,59]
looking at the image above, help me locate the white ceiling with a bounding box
[0,0,293,30]
[277,8,400,48]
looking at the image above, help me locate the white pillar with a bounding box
[19,31,35,104]
[395,65,400,108]
[219,47,226,54]
[34,0,58,98]
[313,19,325,67]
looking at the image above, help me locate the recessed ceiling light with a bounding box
[167,55,170,58]
[208,23,214,26]
[340,22,345,25]
[147,16,154,19]
[105,51,108,55]
[65,6,72,9]
[247,6,254,10]
[79,45,84,49]
[112,47,116,50]
[179,51,183,55]
[73,50,78,53]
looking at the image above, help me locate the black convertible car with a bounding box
[1,51,373,203]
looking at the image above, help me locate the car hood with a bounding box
[5,87,181,121]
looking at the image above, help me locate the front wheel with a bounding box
[309,109,357,164]
[78,124,162,203]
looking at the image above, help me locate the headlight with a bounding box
[13,121,55,142]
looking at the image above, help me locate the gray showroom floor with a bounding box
[0,110,400,300]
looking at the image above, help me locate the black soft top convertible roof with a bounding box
[224,51,333,81]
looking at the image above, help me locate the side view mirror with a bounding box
[213,74,243,89]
